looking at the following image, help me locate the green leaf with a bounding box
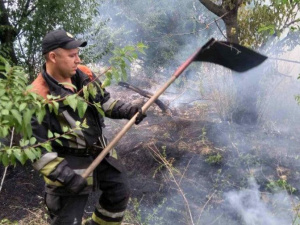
[101,78,111,89]
[2,152,9,167]
[26,84,33,91]
[1,96,10,101]
[36,107,45,124]
[0,126,9,138]
[41,142,52,152]
[258,24,275,35]
[19,103,27,112]
[24,124,32,139]
[94,81,102,90]
[75,121,81,127]
[77,99,88,118]
[2,109,9,115]
[124,45,135,52]
[58,82,77,91]
[6,102,13,110]
[131,52,138,60]
[137,42,147,49]
[87,84,97,98]
[11,109,22,125]
[62,126,69,132]
[100,88,104,97]
[0,56,11,73]
[48,103,53,113]
[94,102,105,117]
[19,139,29,147]
[64,95,78,111]
[30,137,37,145]
[55,139,63,146]
[48,130,53,138]
[52,101,59,114]
[47,94,58,100]
[24,109,32,125]
[34,148,42,158]
[25,148,36,161]
[83,86,89,100]
[19,139,26,147]
[81,119,89,129]
[13,149,27,165]
[0,89,5,97]
[10,152,16,166]
[62,134,72,139]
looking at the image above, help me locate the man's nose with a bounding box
[75,55,81,64]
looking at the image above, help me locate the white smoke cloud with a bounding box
[225,177,296,225]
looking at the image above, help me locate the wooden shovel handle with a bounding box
[81,49,200,178]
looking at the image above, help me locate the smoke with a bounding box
[89,1,300,225]
[225,177,295,225]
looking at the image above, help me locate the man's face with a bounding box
[52,48,81,78]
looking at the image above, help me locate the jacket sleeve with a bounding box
[31,112,86,193]
[102,97,135,119]
[90,73,135,119]
[106,100,139,120]
[31,111,65,177]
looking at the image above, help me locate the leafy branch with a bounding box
[0,120,88,167]
[105,43,148,85]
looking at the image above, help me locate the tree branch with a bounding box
[280,18,300,33]
[24,4,37,17]
[198,0,226,17]
[214,18,227,39]
[0,127,14,192]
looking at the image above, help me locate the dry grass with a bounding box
[0,207,49,225]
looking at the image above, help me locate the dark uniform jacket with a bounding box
[31,65,132,195]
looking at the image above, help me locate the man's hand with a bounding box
[64,173,88,194]
[127,106,147,125]
[48,161,87,194]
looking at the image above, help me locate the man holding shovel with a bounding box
[30,29,146,225]
[30,27,267,225]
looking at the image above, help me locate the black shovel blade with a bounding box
[194,38,268,72]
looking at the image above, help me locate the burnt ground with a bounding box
[1,85,300,224]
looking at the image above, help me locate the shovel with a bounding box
[82,38,267,178]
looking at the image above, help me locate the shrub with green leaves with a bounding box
[0,56,47,166]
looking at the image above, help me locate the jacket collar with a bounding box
[41,64,89,97]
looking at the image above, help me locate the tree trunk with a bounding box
[198,0,261,124]
[223,10,239,43]
[0,0,18,64]
[198,0,240,43]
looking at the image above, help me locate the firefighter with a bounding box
[30,29,146,225]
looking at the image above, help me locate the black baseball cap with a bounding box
[42,30,87,54]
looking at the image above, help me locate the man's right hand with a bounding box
[48,160,87,194]
[127,106,147,124]
[64,173,87,194]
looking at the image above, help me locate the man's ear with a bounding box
[48,51,57,63]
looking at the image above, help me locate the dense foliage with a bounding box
[0,0,100,76]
